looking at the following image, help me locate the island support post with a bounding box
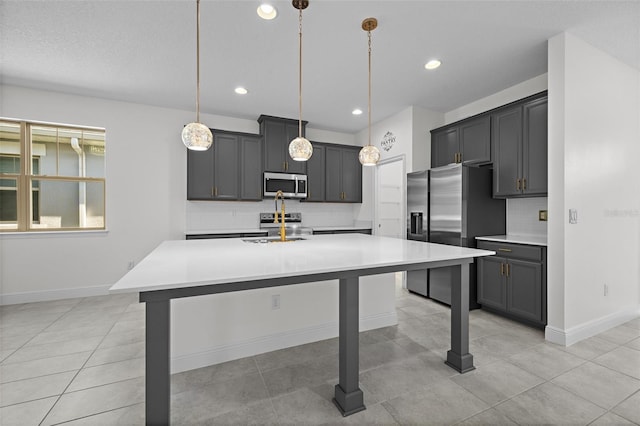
[333,277,366,416]
[445,262,475,373]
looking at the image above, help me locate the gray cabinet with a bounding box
[312,228,372,235]
[187,130,262,201]
[431,115,491,168]
[431,127,459,167]
[477,240,546,328]
[492,94,547,197]
[306,143,325,202]
[186,231,268,240]
[325,145,362,203]
[239,134,263,200]
[258,115,307,174]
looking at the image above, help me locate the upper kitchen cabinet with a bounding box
[431,115,491,168]
[325,145,362,203]
[431,127,458,167]
[492,93,548,198]
[258,115,307,174]
[187,129,262,201]
[305,142,325,202]
[239,134,263,200]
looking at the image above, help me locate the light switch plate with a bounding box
[538,210,548,221]
[569,209,578,224]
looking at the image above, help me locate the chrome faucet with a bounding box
[274,190,286,242]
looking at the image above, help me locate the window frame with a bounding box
[0,118,106,233]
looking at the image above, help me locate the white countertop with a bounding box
[476,234,547,246]
[110,234,495,294]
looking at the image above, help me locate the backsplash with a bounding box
[506,197,548,236]
[186,200,362,232]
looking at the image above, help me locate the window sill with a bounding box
[0,229,109,239]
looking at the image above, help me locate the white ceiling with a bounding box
[2,0,639,133]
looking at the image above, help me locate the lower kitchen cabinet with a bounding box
[312,228,372,235]
[186,231,268,240]
[477,240,546,328]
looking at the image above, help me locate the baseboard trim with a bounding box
[545,306,640,346]
[0,285,111,306]
[171,310,398,373]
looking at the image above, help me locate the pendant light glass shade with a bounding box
[289,136,313,161]
[182,122,213,151]
[359,17,379,167]
[182,0,213,151]
[289,0,312,162]
[359,144,380,166]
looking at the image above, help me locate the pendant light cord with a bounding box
[196,0,202,123]
[298,6,303,138]
[367,29,372,147]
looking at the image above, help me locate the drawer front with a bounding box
[477,240,542,262]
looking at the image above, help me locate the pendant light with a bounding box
[359,18,381,166]
[288,0,313,161]
[181,0,213,151]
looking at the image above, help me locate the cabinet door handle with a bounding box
[458,152,462,163]
[214,186,218,197]
[500,263,504,275]
[285,161,289,171]
[498,248,512,252]
[516,178,521,190]
[506,263,510,277]
[522,178,527,190]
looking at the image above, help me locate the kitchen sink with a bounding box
[243,237,306,244]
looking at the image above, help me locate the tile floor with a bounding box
[1,286,640,425]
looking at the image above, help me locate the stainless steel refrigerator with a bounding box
[406,170,429,296]
[428,163,505,307]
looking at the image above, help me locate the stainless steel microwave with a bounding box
[263,172,307,199]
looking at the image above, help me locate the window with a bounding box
[0,119,106,232]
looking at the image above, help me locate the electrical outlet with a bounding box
[271,294,280,310]
[604,284,609,296]
[569,209,578,224]
[127,261,135,270]
[538,210,548,221]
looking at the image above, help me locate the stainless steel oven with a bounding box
[263,172,307,199]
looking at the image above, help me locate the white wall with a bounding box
[506,198,548,237]
[444,74,548,124]
[353,105,443,226]
[1,85,397,372]
[546,33,640,345]
[412,106,444,172]
[1,85,191,301]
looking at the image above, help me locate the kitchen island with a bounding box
[110,234,494,425]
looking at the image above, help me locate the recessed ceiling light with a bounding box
[234,87,248,95]
[352,109,363,115]
[425,59,441,70]
[257,4,277,20]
